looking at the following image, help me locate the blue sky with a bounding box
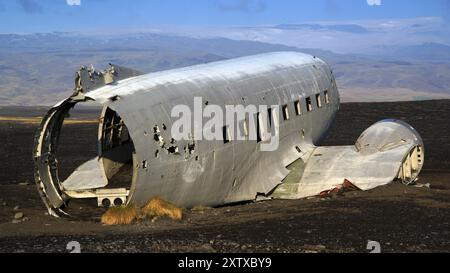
[0,0,449,33]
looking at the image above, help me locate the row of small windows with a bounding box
[223,90,331,144]
[283,90,330,121]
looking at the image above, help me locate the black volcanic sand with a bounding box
[0,100,449,253]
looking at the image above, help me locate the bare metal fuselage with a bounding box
[33,52,424,217]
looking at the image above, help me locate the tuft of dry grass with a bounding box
[140,197,183,221]
[101,204,137,226]
[100,198,183,225]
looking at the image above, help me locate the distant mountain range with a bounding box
[369,43,450,61]
[0,32,449,105]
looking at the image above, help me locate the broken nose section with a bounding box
[33,98,135,217]
[34,65,143,217]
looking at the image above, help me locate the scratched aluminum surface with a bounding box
[34,51,424,217]
[87,52,339,207]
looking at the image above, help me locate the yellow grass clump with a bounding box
[101,204,137,226]
[140,197,183,221]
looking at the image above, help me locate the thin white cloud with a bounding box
[367,0,381,6]
[66,0,81,6]
[175,17,447,54]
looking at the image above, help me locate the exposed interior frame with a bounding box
[398,145,424,184]
[34,99,137,216]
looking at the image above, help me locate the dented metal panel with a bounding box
[62,157,108,191]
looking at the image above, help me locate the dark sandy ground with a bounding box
[0,100,449,253]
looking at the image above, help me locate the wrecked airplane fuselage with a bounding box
[33,52,424,217]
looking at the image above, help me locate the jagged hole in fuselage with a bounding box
[99,107,135,192]
[57,106,135,209]
[57,105,99,182]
